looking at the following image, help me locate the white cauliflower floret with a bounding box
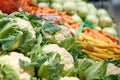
[0,52,35,80]
[44,25,72,43]
[106,63,120,76]
[42,44,74,70]
[60,77,80,80]
[15,18,36,38]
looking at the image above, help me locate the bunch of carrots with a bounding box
[77,27,120,64]
[20,0,80,30]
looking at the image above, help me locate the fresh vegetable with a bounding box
[20,51,64,80]
[77,1,87,6]
[37,52,64,80]
[20,0,80,30]
[0,63,19,80]
[43,21,72,44]
[99,15,113,27]
[0,12,38,53]
[106,63,120,76]
[38,2,48,7]
[63,1,76,15]
[101,75,120,80]
[42,44,75,76]
[85,14,99,26]
[0,52,35,80]
[0,4,120,80]
[102,27,118,36]
[77,27,120,61]
[53,0,63,4]
[77,6,89,18]
[97,9,109,17]
[78,58,107,80]
[51,3,63,12]
[94,26,102,30]
[72,14,82,23]
[87,3,97,15]
[60,37,87,60]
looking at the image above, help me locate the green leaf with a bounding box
[42,21,61,35]
[60,37,75,51]
[19,53,47,67]
[37,53,64,80]
[101,75,120,80]
[0,23,17,38]
[85,61,107,80]
[60,37,87,61]
[0,18,10,29]
[78,59,94,80]
[105,58,120,65]
[0,64,19,80]
[8,31,23,51]
[78,59,107,80]
[16,29,35,54]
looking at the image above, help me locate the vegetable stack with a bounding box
[77,27,120,61]
[0,11,119,80]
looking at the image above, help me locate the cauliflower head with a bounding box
[44,25,72,43]
[15,18,36,38]
[0,52,35,80]
[42,44,74,71]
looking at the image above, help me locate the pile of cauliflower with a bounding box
[0,52,35,80]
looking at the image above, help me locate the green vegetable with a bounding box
[0,12,36,54]
[102,27,118,36]
[85,14,99,26]
[61,66,77,77]
[8,31,23,51]
[97,9,108,17]
[78,59,107,80]
[37,53,64,80]
[77,6,89,18]
[42,21,61,35]
[20,51,64,80]
[38,2,48,7]
[99,15,113,27]
[105,58,120,65]
[0,12,8,18]
[0,18,10,28]
[72,14,83,23]
[60,37,87,61]
[101,75,120,80]
[51,3,63,12]
[0,63,19,80]
[63,1,77,15]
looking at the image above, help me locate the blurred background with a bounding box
[89,0,120,31]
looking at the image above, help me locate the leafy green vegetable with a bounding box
[38,53,64,80]
[78,59,94,80]
[20,52,64,80]
[42,21,61,35]
[100,75,120,80]
[9,12,29,20]
[0,12,8,18]
[105,58,120,65]
[0,12,37,54]
[60,37,87,61]
[61,66,77,77]
[0,63,19,80]
[78,59,107,80]
[0,18,10,28]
